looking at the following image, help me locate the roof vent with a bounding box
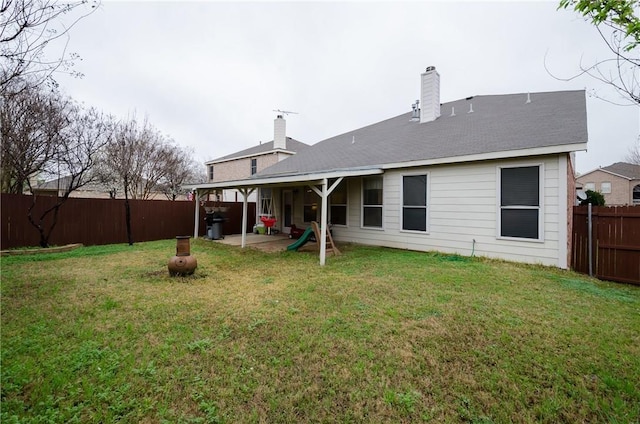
[468,103,474,114]
[450,106,456,117]
[426,66,436,72]
[526,92,531,104]
[410,99,420,121]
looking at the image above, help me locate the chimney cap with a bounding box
[425,66,436,72]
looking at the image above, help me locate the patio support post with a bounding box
[239,188,255,248]
[310,177,344,267]
[193,189,200,239]
[319,178,328,266]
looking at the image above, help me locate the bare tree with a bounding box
[26,105,113,247]
[158,145,206,201]
[626,136,640,164]
[133,128,174,200]
[99,116,145,244]
[1,0,98,92]
[552,0,640,106]
[0,79,70,194]
[98,116,200,242]
[1,80,113,246]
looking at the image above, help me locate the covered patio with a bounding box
[185,168,382,265]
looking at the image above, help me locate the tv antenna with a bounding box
[273,109,298,117]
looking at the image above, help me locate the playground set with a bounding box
[286,222,340,255]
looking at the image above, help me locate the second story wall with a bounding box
[208,153,283,183]
[576,170,634,205]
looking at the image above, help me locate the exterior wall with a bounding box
[209,152,292,204]
[330,155,567,268]
[576,170,633,205]
[210,157,251,182]
[566,153,576,268]
[220,189,257,203]
[210,152,287,183]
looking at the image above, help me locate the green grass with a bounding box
[1,239,639,423]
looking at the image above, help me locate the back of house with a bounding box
[191,66,588,268]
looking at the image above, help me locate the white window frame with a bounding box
[250,158,257,175]
[361,176,384,229]
[303,188,319,223]
[208,165,214,181]
[260,188,272,217]
[400,172,430,234]
[496,163,544,242]
[600,182,611,194]
[329,180,348,227]
[584,182,595,191]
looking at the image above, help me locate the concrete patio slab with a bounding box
[205,234,316,253]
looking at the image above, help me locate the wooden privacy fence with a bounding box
[572,205,640,285]
[1,194,256,250]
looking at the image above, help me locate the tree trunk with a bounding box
[27,195,50,248]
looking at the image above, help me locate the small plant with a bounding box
[384,389,421,414]
[580,189,606,206]
[186,338,213,353]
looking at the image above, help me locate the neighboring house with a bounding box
[576,162,640,205]
[187,67,588,267]
[33,176,187,200]
[203,115,309,203]
[32,176,114,199]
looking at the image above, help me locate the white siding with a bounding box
[332,155,567,268]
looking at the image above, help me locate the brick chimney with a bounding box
[274,115,286,149]
[420,66,440,123]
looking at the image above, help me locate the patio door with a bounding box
[283,190,293,234]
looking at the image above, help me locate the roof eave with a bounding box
[205,149,297,165]
[183,167,384,191]
[380,142,588,170]
[577,167,634,180]
[186,142,587,191]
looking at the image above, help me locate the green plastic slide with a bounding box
[286,227,315,251]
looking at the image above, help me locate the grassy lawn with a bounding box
[1,239,639,423]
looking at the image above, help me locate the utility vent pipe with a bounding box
[411,99,420,121]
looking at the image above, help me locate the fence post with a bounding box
[588,203,593,277]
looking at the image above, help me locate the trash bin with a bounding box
[211,216,225,240]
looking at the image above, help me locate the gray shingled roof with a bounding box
[255,90,587,178]
[208,138,309,163]
[601,162,640,179]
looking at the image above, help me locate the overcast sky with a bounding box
[54,0,639,175]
